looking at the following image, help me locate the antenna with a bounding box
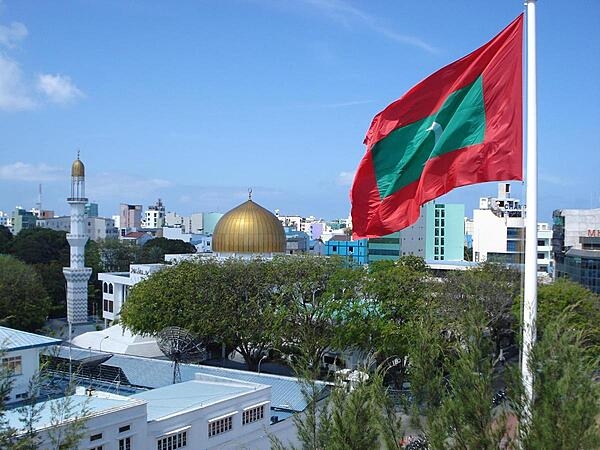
[36,184,42,213]
[156,327,206,383]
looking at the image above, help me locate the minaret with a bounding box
[63,153,92,324]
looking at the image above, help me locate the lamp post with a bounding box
[257,354,268,374]
[99,335,109,352]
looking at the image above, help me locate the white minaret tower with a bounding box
[63,153,92,324]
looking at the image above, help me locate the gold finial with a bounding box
[248,188,253,200]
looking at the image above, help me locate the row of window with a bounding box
[209,404,266,438]
[157,430,187,450]
[102,282,114,294]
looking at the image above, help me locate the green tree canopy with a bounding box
[0,255,51,331]
[0,225,12,253]
[140,237,196,264]
[5,228,69,265]
[536,278,600,352]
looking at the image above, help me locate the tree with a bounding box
[140,237,196,263]
[515,308,600,449]
[269,255,345,370]
[5,228,69,266]
[97,239,142,272]
[535,278,600,353]
[0,225,12,253]
[437,262,521,355]
[0,255,51,331]
[121,259,283,370]
[4,228,70,319]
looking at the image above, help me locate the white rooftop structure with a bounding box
[71,323,163,358]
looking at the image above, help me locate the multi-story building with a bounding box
[0,210,9,228]
[98,263,166,323]
[142,199,165,229]
[85,202,99,217]
[324,235,368,265]
[37,216,118,241]
[472,183,553,273]
[119,203,142,234]
[368,232,401,262]
[552,208,600,293]
[11,207,37,234]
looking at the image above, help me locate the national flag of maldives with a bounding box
[351,15,523,239]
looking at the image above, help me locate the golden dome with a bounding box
[71,158,85,177]
[212,199,286,254]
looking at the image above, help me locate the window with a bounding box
[119,425,130,433]
[2,356,22,375]
[243,404,265,425]
[90,446,103,450]
[119,437,131,450]
[90,433,103,441]
[109,284,114,294]
[103,299,114,313]
[208,415,233,437]
[537,252,545,260]
[103,282,107,293]
[157,431,187,450]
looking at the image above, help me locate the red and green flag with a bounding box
[351,15,523,239]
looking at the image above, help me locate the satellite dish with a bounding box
[156,326,206,383]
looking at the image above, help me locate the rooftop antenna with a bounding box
[156,326,206,384]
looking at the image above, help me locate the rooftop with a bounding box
[0,326,61,351]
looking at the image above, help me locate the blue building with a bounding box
[324,235,368,265]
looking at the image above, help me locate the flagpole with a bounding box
[522,0,538,415]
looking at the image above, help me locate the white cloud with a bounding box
[0,162,63,181]
[0,55,36,111]
[0,21,27,48]
[337,171,355,186]
[87,172,172,200]
[36,73,84,104]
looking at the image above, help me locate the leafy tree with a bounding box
[0,225,12,253]
[514,308,600,449]
[437,262,521,355]
[536,278,600,352]
[5,228,69,265]
[269,255,345,370]
[140,237,195,263]
[0,255,51,331]
[421,306,509,450]
[121,259,282,370]
[4,228,70,319]
[97,239,142,272]
[360,258,430,381]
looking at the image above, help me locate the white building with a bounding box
[98,264,166,324]
[142,199,165,229]
[0,327,60,404]
[472,183,552,273]
[4,344,315,449]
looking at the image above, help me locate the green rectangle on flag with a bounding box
[372,76,486,199]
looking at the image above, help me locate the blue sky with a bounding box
[0,0,598,223]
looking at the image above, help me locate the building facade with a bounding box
[142,199,165,229]
[552,208,600,292]
[119,204,142,233]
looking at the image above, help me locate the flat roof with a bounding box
[55,348,324,413]
[131,379,258,421]
[4,394,142,431]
